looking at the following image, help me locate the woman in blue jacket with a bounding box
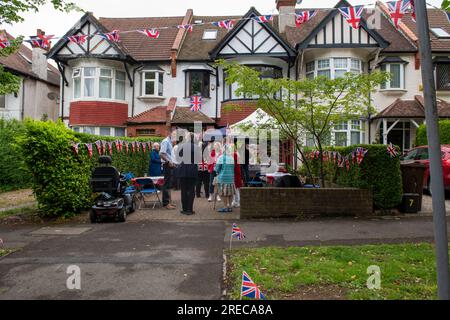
[149,143,162,177]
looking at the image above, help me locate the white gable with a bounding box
[219,19,288,56]
[307,14,379,47]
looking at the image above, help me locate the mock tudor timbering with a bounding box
[46,1,450,153]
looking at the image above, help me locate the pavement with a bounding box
[0,192,450,300]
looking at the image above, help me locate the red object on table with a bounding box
[132,177,164,187]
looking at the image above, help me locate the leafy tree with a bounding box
[0,0,81,95]
[218,61,389,186]
[442,0,450,11]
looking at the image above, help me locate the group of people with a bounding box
[149,129,250,215]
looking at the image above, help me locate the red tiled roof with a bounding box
[0,32,60,86]
[375,95,450,119]
[217,100,258,127]
[172,107,215,124]
[99,16,185,61]
[128,106,168,124]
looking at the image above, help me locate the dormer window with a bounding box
[380,63,405,90]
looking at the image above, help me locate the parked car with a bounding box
[400,145,450,193]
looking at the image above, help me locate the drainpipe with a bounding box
[215,66,219,124]
[132,65,144,117]
[60,67,65,122]
[21,78,26,121]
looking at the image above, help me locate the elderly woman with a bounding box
[214,144,235,213]
[149,142,162,177]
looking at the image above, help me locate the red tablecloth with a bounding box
[132,176,164,187]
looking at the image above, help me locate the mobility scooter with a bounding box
[90,155,137,223]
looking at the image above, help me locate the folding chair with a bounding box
[135,178,162,209]
[247,172,264,187]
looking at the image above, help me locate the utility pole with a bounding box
[415,0,450,300]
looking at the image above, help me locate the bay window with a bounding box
[333,120,365,147]
[72,67,127,101]
[142,71,164,97]
[380,63,404,90]
[305,58,363,79]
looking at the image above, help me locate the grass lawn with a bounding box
[226,243,450,300]
[0,189,35,209]
[0,205,37,219]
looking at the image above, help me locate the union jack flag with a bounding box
[295,10,318,27]
[190,96,202,112]
[253,15,273,23]
[85,143,93,158]
[232,223,246,240]
[212,20,234,30]
[355,147,368,165]
[387,0,411,29]
[29,34,54,49]
[177,24,193,32]
[138,29,160,39]
[95,140,102,155]
[99,30,120,42]
[66,34,89,45]
[338,5,365,30]
[241,271,266,300]
[387,143,399,158]
[410,0,416,22]
[0,41,10,49]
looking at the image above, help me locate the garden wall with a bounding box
[240,187,373,218]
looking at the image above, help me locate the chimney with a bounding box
[31,29,49,81]
[276,0,297,33]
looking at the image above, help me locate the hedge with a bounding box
[416,120,450,146]
[305,144,403,210]
[16,119,162,218]
[0,119,32,192]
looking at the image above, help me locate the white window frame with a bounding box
[141,71,164,97]
[305,58,363,79]
[115,70,126,100]
[73,68,82,99]
[380,63,405,90]
[99,68,113,99]
[332,120,365,147]
[72,126,126,137]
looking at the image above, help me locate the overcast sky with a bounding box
[5,0,443,39]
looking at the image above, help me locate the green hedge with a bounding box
[306,144,403,209]
[16,119,162,218]
[0,119,32,192]
[416,120,450,146]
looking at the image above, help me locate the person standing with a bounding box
[232,145,243,208]
[207,141,222,202]
[241,142,250,186]
[149,142,162,177]
[196,138,210,199]
[175,133,200,215]
[159,130,177,210]
[214,144,235,213]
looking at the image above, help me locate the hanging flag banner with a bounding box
[386,0,411,29]
[355,147,368,165]
[107,142,113,155]
[99,30,121,42]
[253,15,273,23]
[338,5,365,29]
[95,140,102,155]
[124,142,129,154]
[66,34,89,45]
[115,140,122,153]
[410,0,416,22]
[241,271,266,300]
[71,142,79,154]
[345,157,350,171]
[190,96,202,112]
[28,34,55,49]
[387,143,399,158]
[295,10,318,28]
[142,142,147,153]
[101,140,106,155]
[0,41,10,49]
[85,143,93,158]
[212,20,235,30]
[138,29,160,39]
[177,24,193,32]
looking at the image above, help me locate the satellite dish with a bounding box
[47,92,58,101]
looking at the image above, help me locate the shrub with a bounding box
[0,119,32,192]
[416,120,450,146]
[306,144,403,209]
[17,119,161,218]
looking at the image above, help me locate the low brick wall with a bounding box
[240,188,373,218]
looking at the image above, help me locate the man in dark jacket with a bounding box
[174,133,201,215]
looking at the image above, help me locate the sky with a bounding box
[4,0,443,39]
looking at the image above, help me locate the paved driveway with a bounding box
[0,221,226,300]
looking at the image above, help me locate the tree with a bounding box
[442,0,450,11]
[218,61,389,186]
[0,0,81,95]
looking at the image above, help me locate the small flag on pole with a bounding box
[241,271,266,300]
[232,223,246,240]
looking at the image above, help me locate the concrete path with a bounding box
[0,216,449,300]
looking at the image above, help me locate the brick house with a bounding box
[47,0,450,156]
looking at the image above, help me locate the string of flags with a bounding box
[1,0,444,50]
[71,140,153,158]
[190,95,203,112]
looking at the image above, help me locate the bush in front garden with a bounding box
[17,119,161,218]
[0,119,32,192]
[416,120,450,146]
[306,144,403,210]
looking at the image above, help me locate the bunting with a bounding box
[212,20,235,30]
[387,143,399,158]
[66,34,89,45]
[71,142,79,154]
[99,30,121,42]
[177,24,193,32]
[190,96,202,112]
[253,15,273,23]
[338,5,365,29]
[28,34,54,49]
[295,10,318,28]
[386,0,411,29]
[138,29,160,39]
[95,140,103,155]
[85,143,93,158]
